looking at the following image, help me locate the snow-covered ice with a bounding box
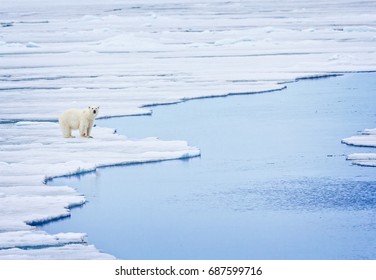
[1,0,376,259]
[0,122,199,259]
[342,128,376,148]
[342,128,376,166]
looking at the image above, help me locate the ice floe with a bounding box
[342,128,376,148]
[1,0,376,259]
[342,128,376,167]
[346,154,376,167]
[0,122,199,259]
[0,244,115,260]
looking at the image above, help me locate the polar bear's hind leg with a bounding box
[62,127,74,138]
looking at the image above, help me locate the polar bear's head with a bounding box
[88,106,100,118]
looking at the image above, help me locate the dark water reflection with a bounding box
[216,178,376,212]
[43,73,376,259]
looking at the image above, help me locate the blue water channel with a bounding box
[42,73,376,259]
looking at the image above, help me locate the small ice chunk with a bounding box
[25,42,40,48]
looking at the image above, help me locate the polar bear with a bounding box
[59,106,99,138]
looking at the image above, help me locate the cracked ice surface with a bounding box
[1,0,376,258]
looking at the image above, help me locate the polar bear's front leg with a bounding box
[79,123,88,138]
[87,121,94,138]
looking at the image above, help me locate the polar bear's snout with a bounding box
[88,106,100,118]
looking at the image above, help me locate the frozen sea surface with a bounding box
[43,73,376,259]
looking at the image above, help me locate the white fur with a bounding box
[59,106,99,138]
